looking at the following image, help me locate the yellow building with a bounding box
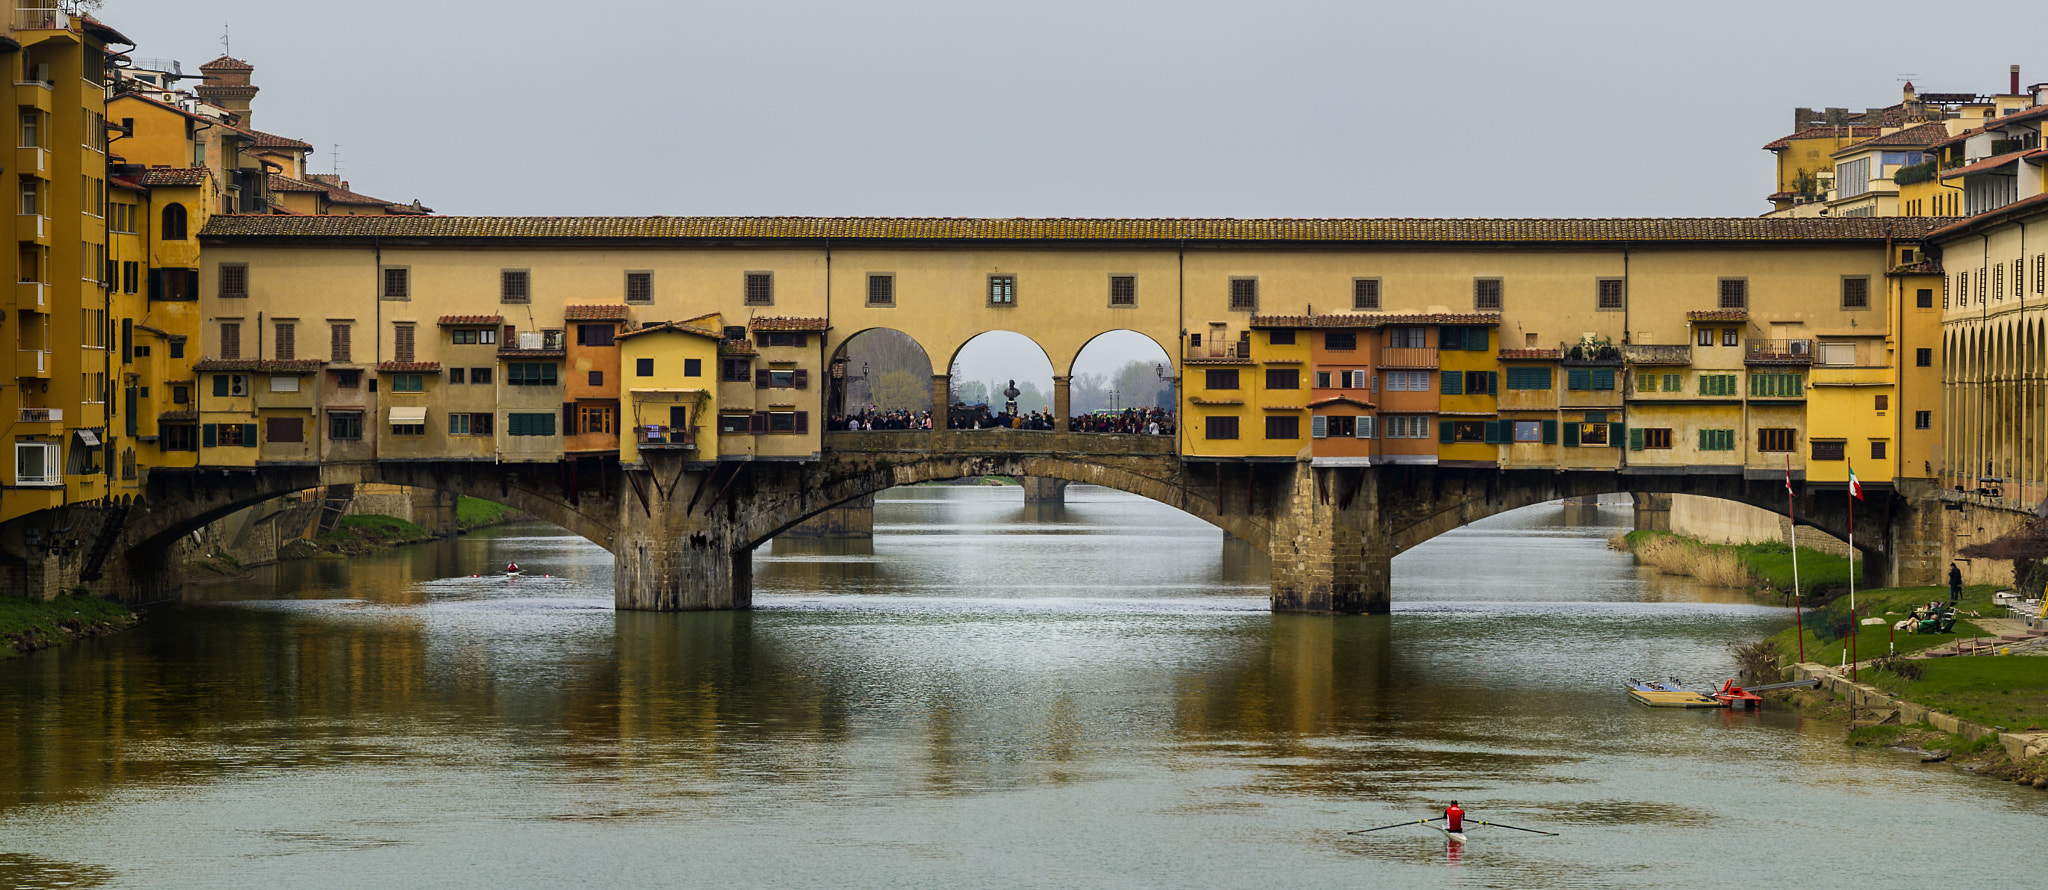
[616,319,723,465]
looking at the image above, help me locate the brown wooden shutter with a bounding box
[220,322,241,359]
[275,323,295,361]
[331,323,351,362]
[794,411,808,433]
[792,369,808,389]
[750,412,769,433]
[266,417,304,443]
[394,324,415,362]
[756,369,770,389]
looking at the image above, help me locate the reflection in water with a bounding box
[0,488,2042,888]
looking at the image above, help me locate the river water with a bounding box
[2,486,2041,889]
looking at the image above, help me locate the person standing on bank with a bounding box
[1949,562,1963,604]
[1445,800,1464,833]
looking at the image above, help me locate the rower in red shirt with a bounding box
[1445,800,1465,833]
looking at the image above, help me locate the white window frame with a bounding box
[15,441,60,486]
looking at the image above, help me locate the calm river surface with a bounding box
[3,486,2043,889]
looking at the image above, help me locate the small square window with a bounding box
[1596,278,1624,310]
[1842,276,1870,310]
[1915,348,1932,367]
[1915,288,1933,309]
[501,269,530,303]
[218,263,248,299]
[1229,278,1258,312]
[1697,328,1712,347]
[989,274,1016,306]
[449,367,465,384]
[1109,275,1136,306]
[381,267,409,300]
[1875,394,1888,411]
[625,271,652,303]
[636,357,654,377]
[868,274,894,306]
[1871,440,1887,460]
[745,272,774,306]
[1474,278,1502,311]
[1722,328,1739,347]
[589,371,603,386]
[1718,278,1746,309]
[1353,278,1380,311]
[685,358,702,377]
[1914,410,1931,429]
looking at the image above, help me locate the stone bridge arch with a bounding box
[114,461,624,601]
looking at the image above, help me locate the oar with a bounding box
[1345,817,1443,835]
[1464,818,1558,836]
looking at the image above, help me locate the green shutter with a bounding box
[1663,373,1679,392]
[1592,369,1615,391]
[244,423,258,444]
[1584,412,1606,423]
[186,269,201,298]
[1542,419,1557,444]
[1486,371,1498,395]
[541,413,556,436]
[1483,420,1503,444]
[1610,423,1625,448]
[213,374,229,397]
[1439,420,1454,443]
[1629,427,1645,451]
[1698,428,1709,451]
[1568,368,1589,391]
[1563,421,1580,447]
[202,424,216,447]
[542,364,558,386]
[148,268,164,300]
[1441,371,1462,395]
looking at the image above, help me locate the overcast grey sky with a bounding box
[104,0,2042,219]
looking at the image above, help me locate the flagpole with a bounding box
[1787,455,1804,664]
[1848,465,1856,682]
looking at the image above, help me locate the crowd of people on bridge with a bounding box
[835,405,1174,435]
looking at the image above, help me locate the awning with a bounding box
[74,429,100,446]
[388,407,428,424]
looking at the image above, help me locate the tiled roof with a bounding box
[196,215,1956,244]
[1248,312,1501,329]
[1834,122,1951,154]
[250,130,313,151]
[192,359,325,373]
[1189,397,1244,405]
[199,55,254,71]
[1687,310,1749,322]
[141,167,208,187]
[1308,395,1376,409]
[108,90,215,123]
[496,349,565,359]
[1926,191,2048,241]
[268,174,328,193]
[157,410,197,423]
[565,304,631,320]
[718,338,758,356]
[437,315,502,326]
[1762,126,1881,151]
[1498,348,1564,360]
[1183,357,1255,366]
[749,316,829,331]
[615,321,722,341]
[1940,149,2042,180]
[1984,104,2048,131]
[376,361,442,372]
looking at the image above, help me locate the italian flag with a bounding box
[1847,463,1862,500]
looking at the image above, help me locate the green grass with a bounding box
[1878,659,2048,731]
[1736,540,1860,596]
[457,496,512,528]
[0,594,136,659]
[1768,584,2003,668]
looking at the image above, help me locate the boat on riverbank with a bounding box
[1627,680,1723,708]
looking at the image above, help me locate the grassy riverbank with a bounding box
[1764,583,2004,667]
[457,496,517,528]
[1,594,137,660]
[1622,530,1860,596]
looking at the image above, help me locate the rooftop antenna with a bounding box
[222,23,230,57]
[331,143,344,178]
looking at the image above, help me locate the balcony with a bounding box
[1379,347,1438,369]
[16,348,47,376]
[17,213,47,243]
[1623,344,1692,366]
[15,146,46,175]
[637,424,697,450]
[1811,340,1888,368]
[18,407,60,422]
[1561,344,1624,366]
[1183,341,1253,364]
[16,280,43,307]
[13,7,67,31]
[1744,339,1814,364]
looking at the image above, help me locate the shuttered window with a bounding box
[1265,368,1298,389]
[1504,367,1551,390]
[1205,369,1239,390]
[330,323,351,362]
[219,321,241,360]
[274,322,295,361]
[393,324,416,362]
[1204,416,1239,440]
[1265,415,1298,439]
[266,417,304,443]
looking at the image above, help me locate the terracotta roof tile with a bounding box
[437,315,502,326]
[1984,104,2048,131]
[1940,149,2043,180]
[1498,348,1564,360]
[495,349,565,359]
[376,361,441,372]
[141,166,208,187]
[268,174,328,193]
[1834,122,1951,154]
[748,316,829,332]
[719,338,758,356]
[200,55,255,71]
[250,129,313,151]
[1763,126,1882,151]
[1183,357,1255,366]
[1688,309,1749,322]
[615,321,722,341]
[157,410,198,423]
[192,359,324,373]
[1308,395,1376,409]
[565,304,631,320]
[196,215,1955,244]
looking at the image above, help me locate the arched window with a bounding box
[162,203,187,240]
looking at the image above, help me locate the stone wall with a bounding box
[1668,493,1853,557]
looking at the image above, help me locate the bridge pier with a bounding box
[615,462,753,611]
[1021,477,1070,504]
[782,493,876,537]
[931,373,950,431]
[1269,465,1389,614]
[1052,375,1071,432]
[1631,492,1672,531]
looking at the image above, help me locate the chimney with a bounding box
[195,56,259,129]
[2012,64,2022,96]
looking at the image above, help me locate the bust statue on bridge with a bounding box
[1004,380,1021,417]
